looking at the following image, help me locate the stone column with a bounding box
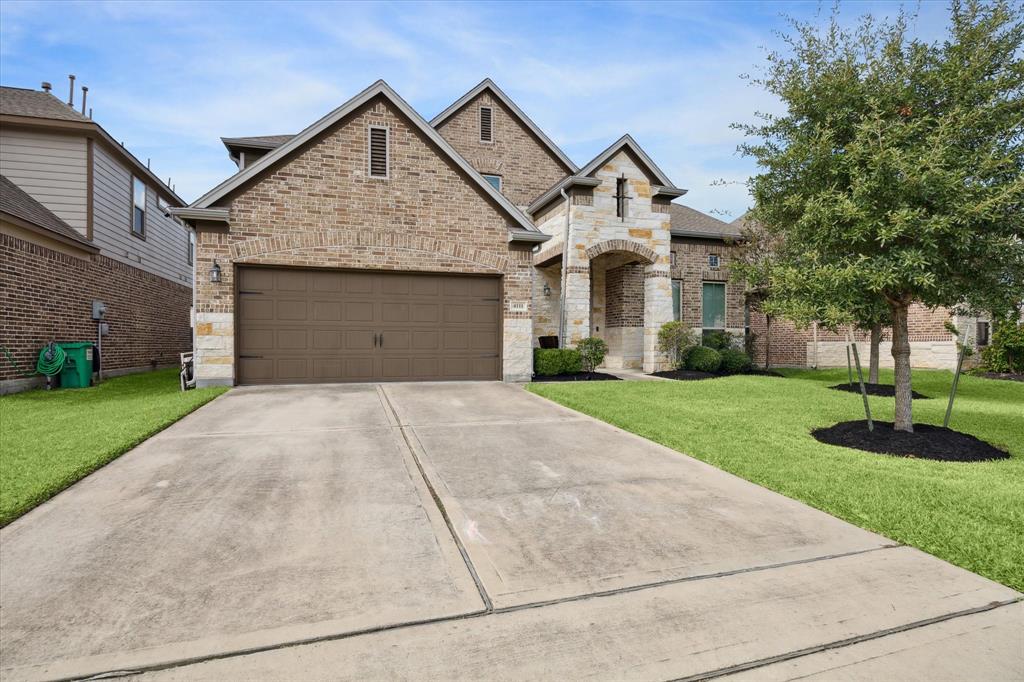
[563,265,591,347]
[643,265,673,373]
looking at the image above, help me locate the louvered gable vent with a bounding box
[479,106,493,142]
[369,126,388,177]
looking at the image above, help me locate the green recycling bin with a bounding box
[58,342,94,388]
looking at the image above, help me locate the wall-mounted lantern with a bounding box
[209,260,222,283]
[543,283,551,297]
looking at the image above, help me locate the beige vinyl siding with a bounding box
[91,144,192,286]
[0,129,88,236]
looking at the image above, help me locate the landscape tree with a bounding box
[736,0,1024,431]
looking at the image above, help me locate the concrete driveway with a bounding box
[1,382,1020,681]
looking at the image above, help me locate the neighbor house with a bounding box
[0,82,193,393]
[172,78,753,386]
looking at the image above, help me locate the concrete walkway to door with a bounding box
[1,383,1020,681]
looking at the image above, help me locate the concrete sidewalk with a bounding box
[0,382,1019,682]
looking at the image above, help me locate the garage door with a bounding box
[236,267,501,384]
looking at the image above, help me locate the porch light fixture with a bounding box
[543,283,552,297]
[209,260,222,283]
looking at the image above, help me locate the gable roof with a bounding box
[577,134,679,190]
[221,134,294,151]
[430,78,578,173]
[189,80,543,237]
[0,86,92,123]
[669,203,742,240]
[0,174,97,251]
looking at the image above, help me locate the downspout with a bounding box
[811,321,819,369]
[557,186,572,349]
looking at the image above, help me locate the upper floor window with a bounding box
[708,254,720,269]
[187,230,195,266]
[479,106,493,143]
[614,176,629,219]
[131,176,146,238]
[482,174,502,191]
[368,126,389,178]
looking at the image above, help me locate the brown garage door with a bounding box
[236,267,501,384]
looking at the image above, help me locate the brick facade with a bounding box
[1,232,192,391]
[605,264,643,327]
[435,91,571,207]
[669,239,747,335]
[193,94,535,385]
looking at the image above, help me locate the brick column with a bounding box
[643,266,673,373]
[563,265,591,347]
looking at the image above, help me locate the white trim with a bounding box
[479,105,494,143]
[367,124,390,179]
[188,80,540,233]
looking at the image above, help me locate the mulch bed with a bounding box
[972,371,1024,383]
[531,372,622,382]
[812,420,1010,462]
[829,383,931,399]
[651,368,786,381]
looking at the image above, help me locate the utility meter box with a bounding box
[91,300,107,320]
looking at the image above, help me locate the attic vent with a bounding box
[369,126,388,178]
[479,106,493,143]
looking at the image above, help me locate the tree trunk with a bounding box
[889,302,913,432]
[764,315,772,370]
[869,323,882,384]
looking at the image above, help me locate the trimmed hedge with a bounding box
[686,346,722,372]
[534,348,583,376]
[720,347,752,374]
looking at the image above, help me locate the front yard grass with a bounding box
[528,369,1024,591]
[0,369,227,526]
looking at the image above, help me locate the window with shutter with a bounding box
[480,106,493,142]
[368,126,388,178]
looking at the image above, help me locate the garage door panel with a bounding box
[237,267,500,384]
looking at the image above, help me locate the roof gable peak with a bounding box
[578,134,678,189]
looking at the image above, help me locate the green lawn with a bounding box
[0,369,227,526]
[528,369,1024,591]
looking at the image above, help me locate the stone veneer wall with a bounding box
[193,95,534,385]
[435,90,571,207]
[1,232,192,393]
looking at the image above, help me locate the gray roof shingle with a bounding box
[0,174,95,248]
[221,134,294,149]
[0,86,92,122]
[669,203,742,239]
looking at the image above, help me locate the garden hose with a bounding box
[36,342,67,377]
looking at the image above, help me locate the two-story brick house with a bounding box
[1,84,193,393]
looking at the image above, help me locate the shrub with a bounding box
[702,330,735,351]
[720,347,752,374]
[981,317,1024,373]
[577,337,609,373]
[533,348,582,376]
[657,321,696,369]
[686,346,722,372]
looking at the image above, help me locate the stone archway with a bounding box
[584,239,657,265]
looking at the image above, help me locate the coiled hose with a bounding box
[36,342,67,376]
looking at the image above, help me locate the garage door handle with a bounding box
[239,354,263,359]
[379,333,384,348]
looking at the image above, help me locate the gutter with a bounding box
[670,228,744,242]
[509,230,550,244]
[168,207,229,222]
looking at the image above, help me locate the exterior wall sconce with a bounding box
[543,283,551,297]
[210,260,222,283]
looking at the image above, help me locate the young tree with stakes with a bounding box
[736,0,1024,432]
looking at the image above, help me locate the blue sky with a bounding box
[0,1,951,219]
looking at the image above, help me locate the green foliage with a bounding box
[657,321,697,369]
[720,347,753,374]
[702,330,735,351]
[981,317,1024,373]
[533,348,582,376]
[686,346,722,372]
[577,337,609,373]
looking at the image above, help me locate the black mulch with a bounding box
[531,371,622,382]
[811,420,1010,462]
[651,368,786,381]
[829,383,931,399]
[973,371,1024,383]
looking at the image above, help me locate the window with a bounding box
[670,251,677,267]
[708,254,720,269]
[976,321,990,346]
[672,279,682,322]
[482,174,502,191]
[615,176,628,219]
[131,176,146,237]
[702,282,726,330]
[479,106,493,142]
[368,126,388,178]
[187,230,195,266]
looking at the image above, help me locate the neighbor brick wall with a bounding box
[435,91,571,207]
[195,94,535,383]
[1,233,192,385]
